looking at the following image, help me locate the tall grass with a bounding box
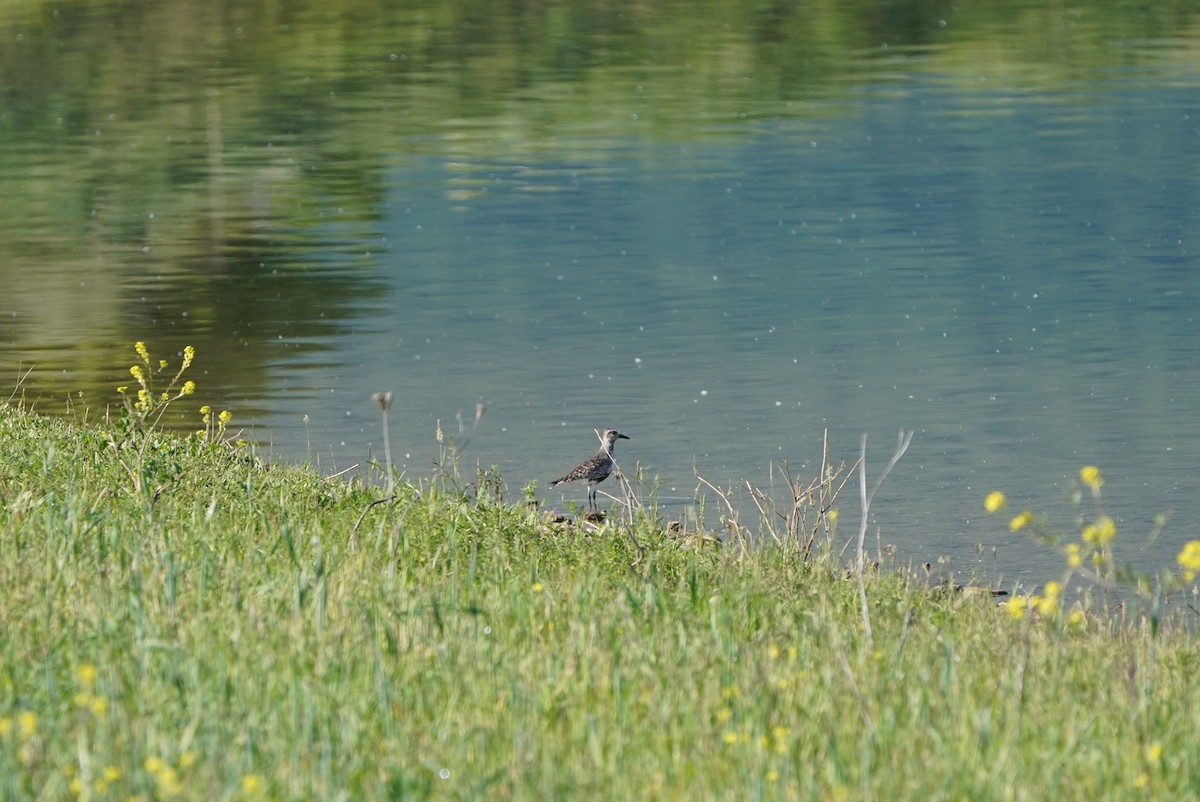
[1,405,1198,800]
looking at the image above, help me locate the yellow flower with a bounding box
[1080,466,1103,490]
[219,410,233,425]
[181,381,196,396]
[116,385,128,394]
[17,711,37,740]
[76,663,98,688]
[241,774,263,794]
[1065,543,1083,568]
[129,365,144,381]
[1068,609,1085,628]
[103,766,121,782]
[88,696,109,716]
[827,509,839,524]
[1176,541,1200,581]
[134,341,150,364]
[1035,593,1058,617]
[1083,516,1117,545]
[1146,742,1163,766]
[159,360,169,370]
[182,345,195,369]
[984,491,1007,513]
[1005,597,1028,620]
[1009,511,1033,532]
[772,725,790,753]
[531,582,544,593]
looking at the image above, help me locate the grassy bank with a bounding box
[1,404,1198,801]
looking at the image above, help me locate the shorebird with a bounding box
[549,428,630,508]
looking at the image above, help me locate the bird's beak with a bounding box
[618,433,630,440]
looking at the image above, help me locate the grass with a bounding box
[2,403,1199,801]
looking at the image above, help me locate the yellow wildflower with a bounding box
[1146,742,1163,766]
[159,359,169,370]
[531,582,544,593]
[1080,466,1103,490]
[219,410,233,425]
[116,385,128,394]
[1177,540,1200,581]
[1083,516,1116,545]
[182,345,195,369]
[76,663,98,688]
[772,725,790,753]
[984,491,1007,513]
[181,381,196,396]
[17,711,37,740]
[1005,597,1028,620]
[1035,582,1061,616]
[1009,511,1033,532]
[134,341,150,364]
[1065,543,1083,568]
[827,509,839,524]
[129,365,144,382]
[241,774,263,794]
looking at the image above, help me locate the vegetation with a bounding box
[3,352,1200,799]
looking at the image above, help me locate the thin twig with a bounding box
[855,430,915,649]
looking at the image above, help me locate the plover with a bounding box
[550,428,630,508]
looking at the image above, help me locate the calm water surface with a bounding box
[2,0,1199,587]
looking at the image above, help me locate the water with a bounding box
[2,0,1199,588]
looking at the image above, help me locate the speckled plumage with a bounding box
[550,428,630,507]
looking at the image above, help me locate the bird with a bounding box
[549,428,630,508]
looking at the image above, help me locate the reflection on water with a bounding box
[2,0,1199,584]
